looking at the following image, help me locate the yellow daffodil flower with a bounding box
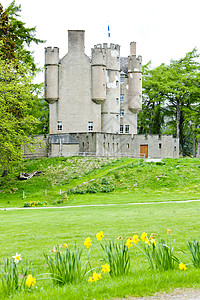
[141,232,148,242]
[126,238,133,248]
[101,263,111,273]
[167,229,171,235]
[26,274,36,288]
[60,244,68,249]
[92,272,101,281]
[179,262,187,271]
[132,235,139,244]
[84,237,92,249]
[12,253,21,263]
[96,231,104,241]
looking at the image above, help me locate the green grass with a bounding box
[0,157,200,298]
[1,202,200,299]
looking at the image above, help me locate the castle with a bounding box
[23,30,179,159]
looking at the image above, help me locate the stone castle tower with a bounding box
[45,30,142,135]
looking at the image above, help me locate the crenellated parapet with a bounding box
[45,47,59,65]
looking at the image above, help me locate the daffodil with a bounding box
[167,229,171,235]
[126,238,133,248]
[101,263,111,273]
[88,276,94,282]
[84,237,92,249]
[60,243,68,249]
[96,231,104,241]
[132,235,139,244]
[92,272,101,281]
[179,262,187,271]
[141,232,148,242]
[12,253,21,263]
[88,272,101,282]
[117,236,123,240]
[26,274,36,288]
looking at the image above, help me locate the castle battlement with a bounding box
[92,43,120,51]
[45,47,59,54]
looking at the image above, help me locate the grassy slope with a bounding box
[0,157,200,299]
[0,157,200,208]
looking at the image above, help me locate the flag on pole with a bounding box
[108,25,110,38]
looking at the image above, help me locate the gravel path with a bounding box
[113,288,200,299]
[1,198,200,211]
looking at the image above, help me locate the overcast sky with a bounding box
[1,0,200,81]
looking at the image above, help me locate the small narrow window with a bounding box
[120,94,124,103]
[108,143,110,148]
[57,121,63,131]
[127,143,129,149]
[116,98,119,105]
[82,142,84,147]
[116,80,119,86]
[120,109,124,118]
[120,125,123,133]
[125,125,129,133]
[116,114,119,121]
[120,74,125,83]
[159,143,162,149]
[88,121,93,131]
[103,142,105,148]
[117,57,119,62]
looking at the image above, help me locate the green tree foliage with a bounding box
[0,56,40,170]
[0,1,48,170]
[139,49,200,156]
[0,1,44,72]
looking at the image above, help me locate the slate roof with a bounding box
[120,57,128,74]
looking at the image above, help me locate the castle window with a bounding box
[120,75,125,83]
[116,114,119,121]
[127,143,129,149]
[159,143,162,149]
[117,57,119,62]
[57,121,63,131]
[120,125,123,133]
[120,94,124,103]
[116,98,119,105]
[125,125,129,133]
[116,80,119,86]
[120,109,124,118]
[88,121,93,131]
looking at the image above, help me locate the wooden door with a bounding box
[140,145,148,158]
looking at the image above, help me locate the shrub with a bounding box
[24,201,47,207]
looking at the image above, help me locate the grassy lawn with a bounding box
[0,157,200,299]
[1,201,200,299]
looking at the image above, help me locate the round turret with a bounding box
[45,47,59,104]
[91,44,106,104]
[128,48,142,113]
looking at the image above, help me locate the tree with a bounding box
[0,55,40,170]
[0,1,44,72]
[0,1,48,170]
[139,49,200,156]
